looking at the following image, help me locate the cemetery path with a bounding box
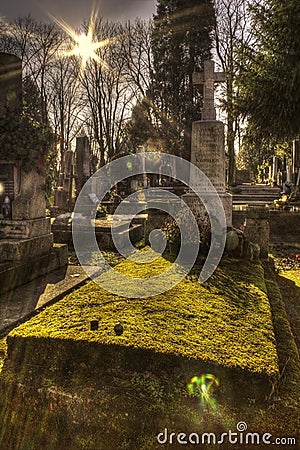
[0,265,88,337]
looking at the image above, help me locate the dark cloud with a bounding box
[0,0,156,25]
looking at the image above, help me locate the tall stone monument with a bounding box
[183,60,232,225]
[0,53,67,292]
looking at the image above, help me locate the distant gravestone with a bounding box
[54,150,76,210]
[292,139,300,185]
[272,156,279,185]
[76,135,91,194]
[0,53,22,118]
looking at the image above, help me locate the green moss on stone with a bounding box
[0,338,7,372]
[10,256,278,376]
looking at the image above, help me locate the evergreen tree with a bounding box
[151,0,215,160]
[238,0,300,141]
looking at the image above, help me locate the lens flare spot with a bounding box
[187,374,220,410]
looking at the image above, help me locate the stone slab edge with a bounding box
[0,268,89,338]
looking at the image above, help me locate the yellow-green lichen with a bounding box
[0,338,7,373]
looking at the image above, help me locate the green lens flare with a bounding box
[187,374,220,410]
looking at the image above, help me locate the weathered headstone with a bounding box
[0,160,53,260]
[54,149,75,210]
[0,53,22,118]
[183,60,232,225]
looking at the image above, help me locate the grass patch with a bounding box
[9,256,278,377]
[280,269,300,287]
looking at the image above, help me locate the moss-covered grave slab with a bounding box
[0,255,282,450]
[6,255,278,379]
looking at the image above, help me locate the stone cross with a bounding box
[192,60,225,121]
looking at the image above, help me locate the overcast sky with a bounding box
[0,0,157,26]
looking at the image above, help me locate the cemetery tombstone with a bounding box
[292,139,300,185]
[75,134,91,194]
[183,60,232,226]
[54,149,76,210]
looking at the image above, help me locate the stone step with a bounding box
[231,185,281,194]
[231,184,281,206]
[233,195,279,204]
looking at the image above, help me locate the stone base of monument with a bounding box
[0,243,68,296]
[0,216,54,262]
[0,196,68,293]
[182,191,233,227]
[0,217,51,239]
[0,234,54,261]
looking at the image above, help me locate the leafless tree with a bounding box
[213,0,253,184]
[0,15,154,170]
[80,18,153,166]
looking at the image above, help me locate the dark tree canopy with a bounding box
[150,0,215,159]
[238,0,300,141]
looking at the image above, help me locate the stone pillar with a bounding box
[243,206,270,259]
[75,135,91,194]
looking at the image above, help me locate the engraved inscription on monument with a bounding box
[191,121,225,192]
